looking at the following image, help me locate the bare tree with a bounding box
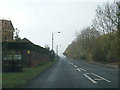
[92,1,118,34]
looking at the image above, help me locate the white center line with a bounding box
[79,68,86,71]
[91,73,111,82]
[74,65,77,68]
[84,73,97,83]
[77,68,81,72]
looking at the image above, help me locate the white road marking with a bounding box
[77,68,81,72]
[91,73,111,82]
[94,78,102,80]
[74,65,77,68]
[79,68,86,71]
[84,73,97,83]
[71,63,73,65]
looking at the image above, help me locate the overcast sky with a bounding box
[0,0,114,57]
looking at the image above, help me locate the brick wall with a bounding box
[23,51,51,67]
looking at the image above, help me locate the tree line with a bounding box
[63,1,120,64]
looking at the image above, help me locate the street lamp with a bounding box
[56,45,61,56]
[52,32,60,51]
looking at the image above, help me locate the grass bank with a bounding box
[2,60,58,88]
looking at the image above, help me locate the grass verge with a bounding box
[2,60,58,88]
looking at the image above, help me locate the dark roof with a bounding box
[21,38,33,44]
[0,20,14,30]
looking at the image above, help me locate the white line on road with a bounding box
[77,68,81,72]
[74,65,77,68]
[71,63,73,65]
[84,73,97,83]
[91,73,111,82]
[94,78,102,80]
[79,68,86,71]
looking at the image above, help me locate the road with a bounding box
[25,58,118,88]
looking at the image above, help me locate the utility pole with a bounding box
[51,32,60,51]
[56,45,61,56]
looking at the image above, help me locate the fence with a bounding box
[2,41,54,72]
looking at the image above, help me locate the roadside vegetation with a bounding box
[2,60,58,88]
[63,1,120,65]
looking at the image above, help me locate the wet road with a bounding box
[25,58,118,88]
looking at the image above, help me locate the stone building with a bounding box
[0,19,14,41]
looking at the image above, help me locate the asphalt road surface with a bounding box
[25,58,118,88]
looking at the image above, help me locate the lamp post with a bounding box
[56,45,61,56]
[52,32,60,51]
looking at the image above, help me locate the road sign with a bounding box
[14,55,21,60]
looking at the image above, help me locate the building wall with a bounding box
[2,30,13,41]
[0,20,14,41]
